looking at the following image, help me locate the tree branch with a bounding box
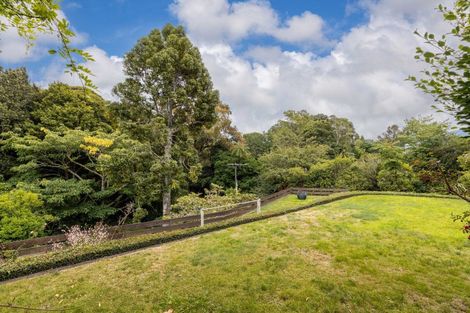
[441,168,470,203]
[66,154,103,179]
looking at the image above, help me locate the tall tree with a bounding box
[330,116,359,156]
[398,117,467,192]
[114,24,219,215]
[0,67,39,182]
[378,124,400,142]
[268,110,358,156]
[194,102,241,168]
[376,143,416,191]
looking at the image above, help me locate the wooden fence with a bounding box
[1,187,347,256]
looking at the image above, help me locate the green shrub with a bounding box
[377,160,416,191]
[258,145,329,193]
[0,189,53,242]
[455,152,470,234]
[308,157,354,188]
[0,249,18,262]
[338,154,380,190]
[286,167,309,187]
[132,207,148,223]
[171,185,257,217]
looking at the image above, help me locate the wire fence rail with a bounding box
[200,199,261,226]
[1,187,347,256]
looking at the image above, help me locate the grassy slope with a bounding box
[260,194,325,213]
[0,195,469,313]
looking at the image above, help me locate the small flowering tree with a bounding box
[63,223,110,248]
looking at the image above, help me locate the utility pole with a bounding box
[227,163,246,194]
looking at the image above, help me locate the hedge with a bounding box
[0,191,460,282]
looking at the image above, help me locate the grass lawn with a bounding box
[1,195,469,313]
[260,194,325,213]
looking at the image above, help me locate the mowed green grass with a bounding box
[260,194,325,213]
[1,195,469,313]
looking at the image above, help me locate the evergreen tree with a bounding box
[114,24,220,215]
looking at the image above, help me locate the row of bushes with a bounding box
[0,191,459,282]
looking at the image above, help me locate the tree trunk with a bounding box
[162,107,174,216]
[162,181,171,215]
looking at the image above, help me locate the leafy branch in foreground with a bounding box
[408,0,469,133]
[433,152,470,237]
[0,0,95,88]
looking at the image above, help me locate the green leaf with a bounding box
[423,52,435,58]
[458,45,470,53]
[444,12,457,20]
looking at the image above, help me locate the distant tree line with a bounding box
[241,111,468,193]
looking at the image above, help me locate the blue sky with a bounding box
[0,0,452,137]
[59,0,366,56]
[13,0,367,71]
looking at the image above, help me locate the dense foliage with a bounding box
[0,189,51,241]
[0,17,468,242]
[248,111,468,195]
[0,68,468,242]
[0,25,241,242]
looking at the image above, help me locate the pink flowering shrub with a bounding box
[63,223,110,247]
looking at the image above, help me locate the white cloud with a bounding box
[173,0,455,138]
[171,0,328,46]
[41,46,124,100]
[170,0,275,43]
[0,12,87,63]
[273,11,330,45]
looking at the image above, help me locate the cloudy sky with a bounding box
[0,0,454,138]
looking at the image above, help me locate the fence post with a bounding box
[200,209,204,227]
[256,198,261,214]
